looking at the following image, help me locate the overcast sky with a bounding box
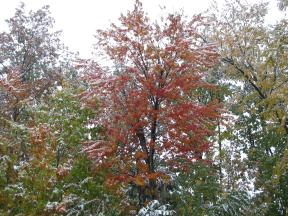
[0,0,283,58]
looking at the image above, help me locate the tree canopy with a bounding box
[0,0,287,215]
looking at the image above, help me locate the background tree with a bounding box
[0,3,70,163]
[0,3,64,81]
[208,0,288,214]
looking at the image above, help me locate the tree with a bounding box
[0,3,69,161]
[209,0,288,134]
[208,0,288,214]
[0,4,85,215]
[0,3,64,81]
[0,3,68,123]
[82,0,221,208]
[0,80,110,215]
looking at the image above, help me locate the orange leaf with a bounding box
[135,175,145,186]
[147,172,161,180]
[137,162,148,172]
[135,151,147,160]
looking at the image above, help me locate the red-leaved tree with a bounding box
[82,0,220,206]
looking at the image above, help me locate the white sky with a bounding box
[0,0,283,58]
